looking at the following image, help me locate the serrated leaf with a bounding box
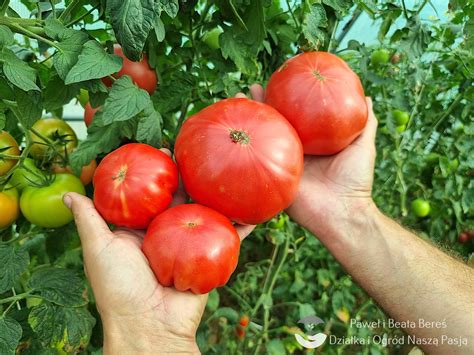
[0,25,13,47]
[0,245,29,293]
[153,71,195,113]
[159,0,179,18]
[28,303,95,351]
[106,0,156,61]
[43,75,80,111]
[53,30,89,80]
[303,3,328,48]
[0,317,22,355]
[65,41,123,84]
[0,48,39,91]
[29,268,87,307]
[44,18,67,40]
[102,76,149,124]
[220,29,258,75]
[322,0,351,15]
[13,88,42,128]
[136,103,162,146]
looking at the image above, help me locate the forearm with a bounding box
[309,201,474,354]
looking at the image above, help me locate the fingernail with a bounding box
[63,194,72,209]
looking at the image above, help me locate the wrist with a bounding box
[103,317,200,354]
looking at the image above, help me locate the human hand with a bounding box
[63,149,254,354]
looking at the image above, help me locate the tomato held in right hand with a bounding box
[93,143,179,229]
[175,98,304,225]
[20,173,86,228]
[264,51,368,155]
[0,131,20,176]
[0,185,20,229]
[102,44,158,94]
[142,204,240,294]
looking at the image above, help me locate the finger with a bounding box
[355,97,378,147]
[235,224,256,241]
[114,228,145,248]
[160,148,172,157]
[250,84,265,102]
[170,175,189,206]
[63,192,112,253]
[235,93,247,99]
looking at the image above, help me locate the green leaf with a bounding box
[153,16,165,42]
[206,289,220,312]
[0,245,29,293]
[102,76,149,124]
[303,3,328,48]
[28,303,95,351]
[153,71,196,114]
[0,48,39,91]
[0,317,22,355]
[65,41,123,84]
[220,29,258,75]
[106,0,156,61]
[29,268,87,307]
[136,103,162,146]
[266,339,286,355]
[43,75,80,112]
[322,0,351,15]
[158,0,179,18]
[0,111,5,130]
[0,25,13,47]
[13,88,42,128]
[53,29,89,81]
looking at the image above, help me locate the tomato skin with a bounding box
[264,52,368,155]
[102,45,158,94]
[202,27,223,49]
[0,131,20,176]
[142,204,240,294]
[20,173,86,228]
[10,158,44,190]
[93,143,178,229]
[411,199,431,218]
[52,159,97,185]
[0,185,20,229]
[239,315,250,327]
[84,103,98,127]
[29,119,78,160]
[175,98,304,225]
[392,109,409,125]
[371,49,390,66]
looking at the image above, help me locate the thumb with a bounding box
[63,192,112,254]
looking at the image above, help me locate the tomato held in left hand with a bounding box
[142,204,240,294]
[102,44,158,94]
[29,119,78,160]
[93,143,179,228]
[265,51,368,155]
[175,98,304,225]
[20,173,86,228]
[0,185,20,229]
[0,131,20,176]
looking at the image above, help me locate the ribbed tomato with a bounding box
[142,204,240,294]
[265,51,368,155]
[93,143,178,228]
[175,98,303,225]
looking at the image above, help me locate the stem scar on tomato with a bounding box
[312,70,325,81]
[112,166,128,183]
[229,130,250,145]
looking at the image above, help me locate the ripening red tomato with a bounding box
[142,204,240,294]
[102,44,158,94]
[265,51,368,155]
[93,143,178,228]
[84,103,98,127]
[0,131,20,176]
[239,315,250,327]
[175,98,304,225]
[0,185,20,229]
[52,159,97,185]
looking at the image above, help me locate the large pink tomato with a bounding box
[174,98,304,225]
[265,51,368,155]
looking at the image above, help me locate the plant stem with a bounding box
[0,291,33,304]
[7,22,59,49]
[66,5,98,27]
[0,0,9,16]
[285,0,300,29]
[58,0,83,23]
[335,8,362,47]
[401,0,409,20]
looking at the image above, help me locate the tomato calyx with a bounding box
[312,70,325,81]
[230,130,250,145]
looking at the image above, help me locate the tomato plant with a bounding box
[83,103,98,128]
[264,52,368,155]
[0,184,19,229]
[0,131,20,176]
[29,119,78,161]
[142,204,240,294]
[175,98,303,224]
[20,173,86,228]
[93,143,178,228]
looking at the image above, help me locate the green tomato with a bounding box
[396,124,406,133]
[411,199,431,218]
[392,109,409,125]
[20,173,85,228]
[202,28,223,50]
[379,126,390,135]
[77,89,89,108]
[371,49,390,66]
[10,158,44,190]
[449,158,459,171]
